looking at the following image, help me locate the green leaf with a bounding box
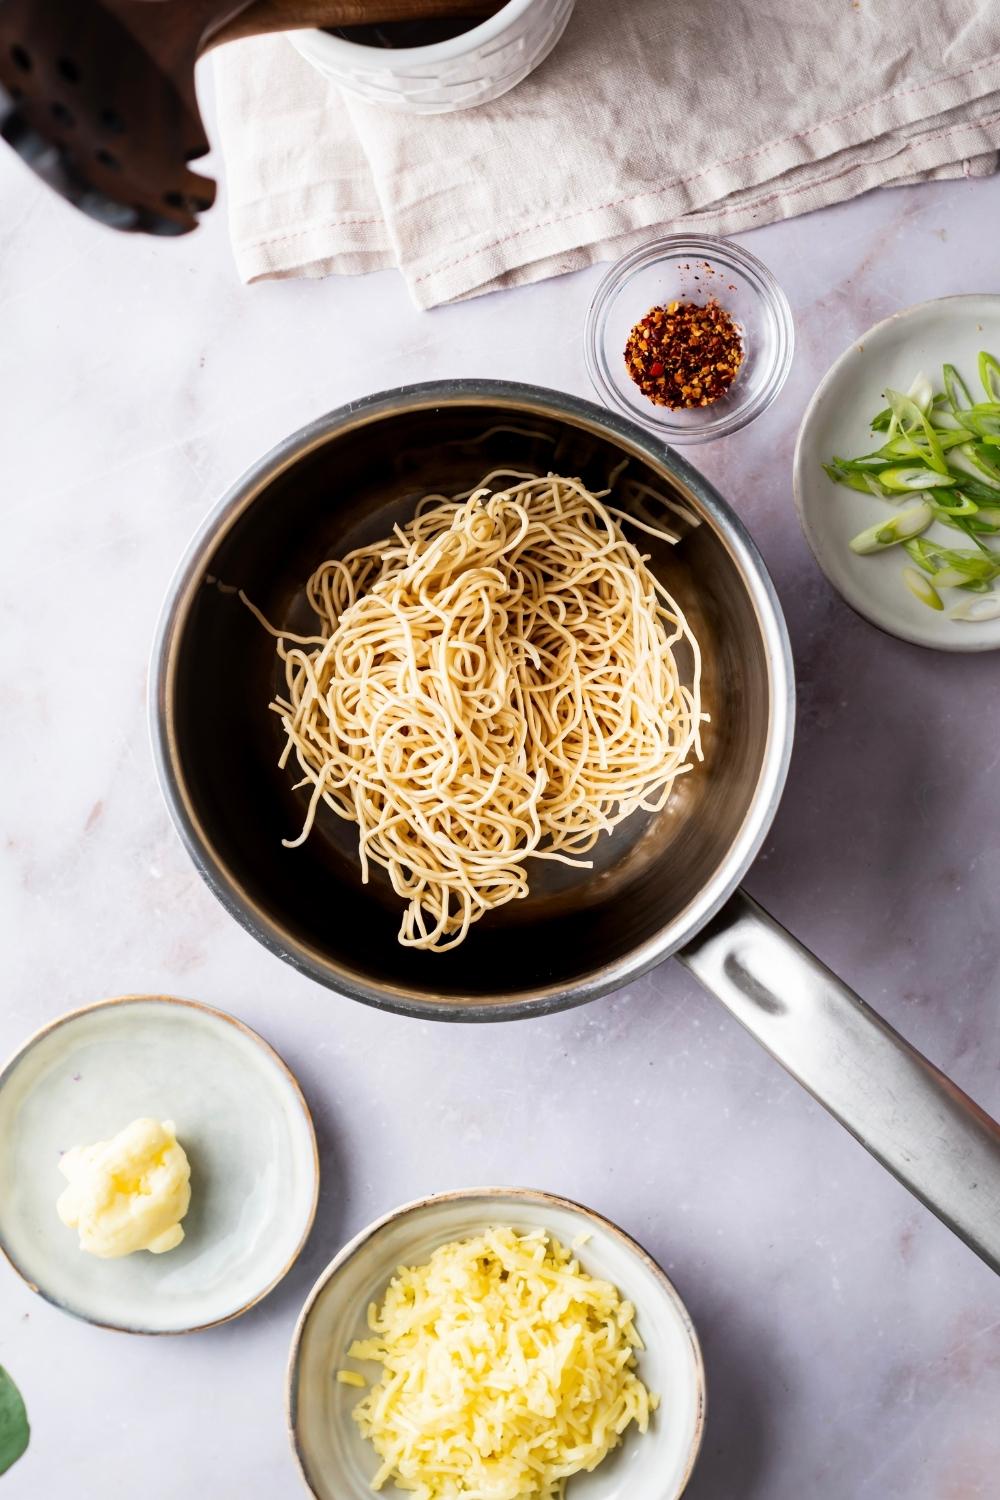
[0,1367,29,1476]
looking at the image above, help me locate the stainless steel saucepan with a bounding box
[151,380,1000,1272]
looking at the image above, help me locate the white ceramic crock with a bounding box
[289,0,575,114]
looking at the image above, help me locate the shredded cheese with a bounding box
[342,1226,657,1499]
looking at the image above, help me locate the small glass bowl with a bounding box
[584,234,794,445]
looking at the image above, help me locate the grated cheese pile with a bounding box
[341,1225,657,1499]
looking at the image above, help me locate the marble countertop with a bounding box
[2,109,1000,1500]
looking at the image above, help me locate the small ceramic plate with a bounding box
[793,294,1000,651]
[288,1187,705,1500]
[0,995,318,1334]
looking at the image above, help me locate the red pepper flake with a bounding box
[623,298,744,410]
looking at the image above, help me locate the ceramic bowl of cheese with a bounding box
[0,995,318,1334]
[288,1187,705,1500]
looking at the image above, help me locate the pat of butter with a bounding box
[56,1117,192,1258]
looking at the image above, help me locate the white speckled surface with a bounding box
[1,85,1000,1498]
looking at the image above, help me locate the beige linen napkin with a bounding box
[214,0,1000,308]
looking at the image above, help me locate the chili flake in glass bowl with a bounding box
[585,235,794,445]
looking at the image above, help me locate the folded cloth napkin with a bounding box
[214,0,1000,308]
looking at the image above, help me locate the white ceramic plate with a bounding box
[288,1188,705,1500]
[793,294,1000,651]
[0,995,318,1334]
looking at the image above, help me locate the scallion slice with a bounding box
[948,592,1000,622]
[824,351,1000,628]
[980,352,1000,403]
[929,491,979,516]
[883,389,949,474]
[948,444,1000,490]
[878,466,955,492]
[848,501,932,554]
[944,363,974,414]
[907,372,934,414]
[902,567,943,610]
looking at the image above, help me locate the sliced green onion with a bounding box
[903,538,939,572]
[907,372,933,414]
[878,465,956,492]
[944,362,974,414]
[883,389,949,474]
[965,417,1000,442]
[950,515,996,555]
[928,569,995,591]
[902,567,943,610]
[929,409,971,432]
[980,352,1000,403]
[963,403,1000,438]
[948,443,1000,490]
[823,462,888,496]
[930,429,975,451]
[831,453,894,471]
[928,549,1000,584]
[943,475,1000,504]
[825,353,1000,628]
[928,567,974,588]
[929,491,979,516]
[970,443,1000,481]
[849,501,932,554]
[931,509,1000,538]
[948,592,1000,621]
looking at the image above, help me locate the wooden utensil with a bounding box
[0,0,501,236]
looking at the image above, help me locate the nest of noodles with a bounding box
[248,472,704,952]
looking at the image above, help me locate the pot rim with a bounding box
[149,379,794,1021]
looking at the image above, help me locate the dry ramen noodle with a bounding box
[244,472,705,952]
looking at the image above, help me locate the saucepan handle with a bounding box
[679,888,1000,1274]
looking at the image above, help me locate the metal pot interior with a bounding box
[157,387,787,1015]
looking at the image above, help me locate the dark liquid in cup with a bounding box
[327,16,483,47]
